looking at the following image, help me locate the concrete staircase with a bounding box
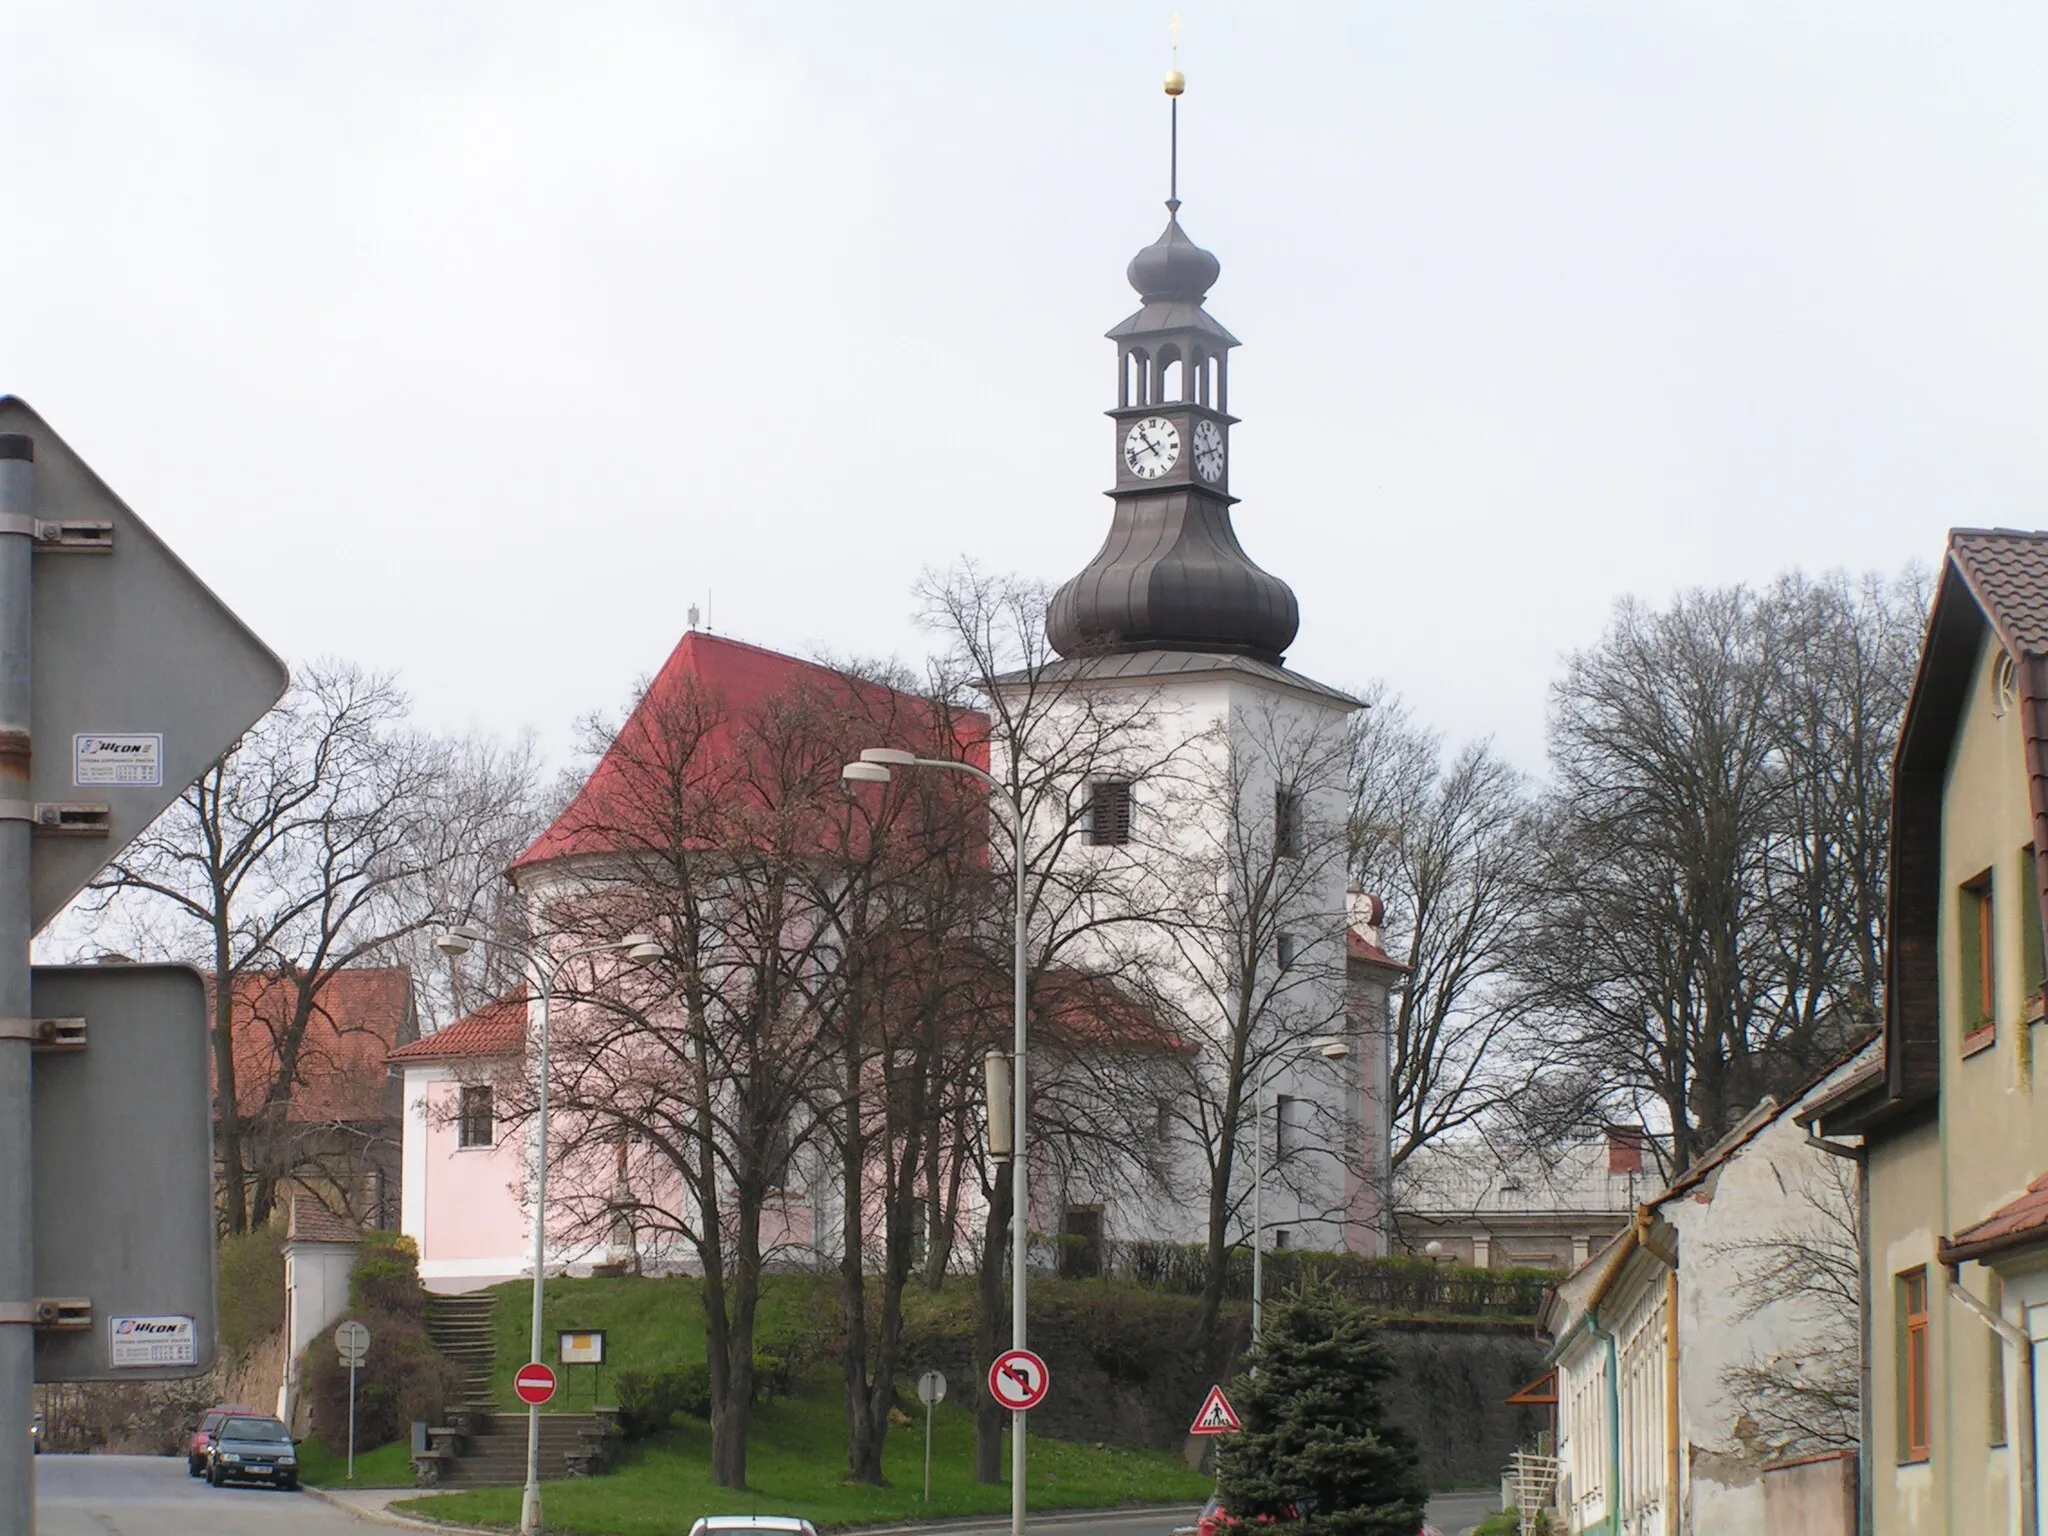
[420,1292,616,1486]
[422,1293,497,1415]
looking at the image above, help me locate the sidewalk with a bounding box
[307,1482,500,1531]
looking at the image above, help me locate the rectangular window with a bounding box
[2024,847,2046,1021]
[457,1085,495,1149]
[1272,1228,1291,1250]
[1273,1093,1296,1161]
[1899,1267,1930,1463]
[1276,932,1298,971]
[1274,788,1303,858]
[1086,779,1133,846]
[1961,870,1995,1047]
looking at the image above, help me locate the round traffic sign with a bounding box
[335,1320,370,1366]
[514,1362,558,1406]
[918,1369,947,1405]
[988,1348,1049,1411]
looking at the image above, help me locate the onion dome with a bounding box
[1126,205,1222,303]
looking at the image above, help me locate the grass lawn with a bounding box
[298,1436,417,1488]
[397,1390,1209,1533]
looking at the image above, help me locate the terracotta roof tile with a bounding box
[286,1193,362,1245]
[214,968,415,1123]
[1950,530,2048,655]
[387,992,527,1064]
[1347,930,1408,972]
[1942,1170,2048,1264]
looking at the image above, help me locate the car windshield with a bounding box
[220,1417,288,1441]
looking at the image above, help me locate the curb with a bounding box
[844,1504,1200,1536]
[304,1482,509,1533]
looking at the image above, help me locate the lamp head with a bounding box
[858,747,918,766]
[625,939,663,965]
[841,761,893,787]
[1318,1039,1351,1061]
[434,931,474,958]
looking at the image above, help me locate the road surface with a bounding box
[884,1496,1501,1536]
[34,1453,372,1534]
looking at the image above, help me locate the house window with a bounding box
[1272,1228,1291,1250]
[457,1085,495,1149]
[1960,870,1995,1046]
[1273,1094,1297,1161]
[1086,779,1133,846]
[1899,1267,1930,1463]
[2023,847,2046,1022]
[1276,932,1298,971]
[1274,788,1304,858]
[1154,1097,1174,1142]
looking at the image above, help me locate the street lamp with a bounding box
[434,923,659,1536]
[841,746,1030,1536]
[1250,1036,1351,1338]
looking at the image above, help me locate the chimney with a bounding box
[1605,1124,1645,1176]
[1347,883,1387,950]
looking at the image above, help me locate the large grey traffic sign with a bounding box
[0,397,288,932]
[30,964,215,1382]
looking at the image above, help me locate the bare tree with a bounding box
[1514,572,1923,1169]
[1717,1153,1861,1455]
[1346,686,1538,1172]
[86,660,540,1232]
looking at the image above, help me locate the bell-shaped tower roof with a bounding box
[1046,83,1299,666]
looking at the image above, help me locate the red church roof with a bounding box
[387,991,528,1064]
[515,631,988,872]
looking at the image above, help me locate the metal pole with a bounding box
[1009,797,1027,1536]
[1251,1071,1264,1340]
[924,1396,934,1503]
[521,975,552,1536]
[347,1360,358,1481]
[0,434,36,1536]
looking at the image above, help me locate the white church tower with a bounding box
[995,75,1383,1259]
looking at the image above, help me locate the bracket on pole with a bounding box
[0,1298,91,1330]
[32,804,111,836]
[0,514,113,551]
[0,1016,84,1051]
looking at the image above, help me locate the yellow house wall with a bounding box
[1869,627,2044,1533]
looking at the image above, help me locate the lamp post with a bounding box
[1250,1036,1351,1338]
[842,746,1029,1536]
[434,924,661,1536]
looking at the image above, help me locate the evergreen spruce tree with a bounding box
[1214,1281,1429,1536]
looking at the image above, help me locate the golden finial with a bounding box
[1165,13,1185,95]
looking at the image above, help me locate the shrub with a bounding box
[348,1231,427,1321]
[614,1364,711,1439]
[217,1228,285,1362]
[303,1310,455,1455]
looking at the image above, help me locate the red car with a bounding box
[186,1404,256,1477]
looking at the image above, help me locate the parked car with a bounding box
[186,1404,255,1477]
[689,1517,820,1536]
[203,1414,299,1491]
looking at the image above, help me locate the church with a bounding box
[393,87,1399,1291]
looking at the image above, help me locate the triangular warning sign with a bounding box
[1190,1384,1242,1434]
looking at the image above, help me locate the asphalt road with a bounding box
[886,1494,1501,1536]
[33,1453,371,1534]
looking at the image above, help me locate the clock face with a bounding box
[1123,417,1181,480]
[1193,419,1225,483]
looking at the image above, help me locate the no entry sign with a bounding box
[514,1362,558,1406]
[988,1348,1049,1411]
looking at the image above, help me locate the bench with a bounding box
[409,1421,455,1488]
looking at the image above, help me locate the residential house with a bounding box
[1396,1126,1653,1273]
[1542,1041,1874,1536]
[218,965,419,1229]
[1809,529,2048,1536]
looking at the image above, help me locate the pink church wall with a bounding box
[423,1080,527,1263]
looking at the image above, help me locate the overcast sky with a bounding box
[4,2,2040,773]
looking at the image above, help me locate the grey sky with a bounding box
[4,2,2039,771]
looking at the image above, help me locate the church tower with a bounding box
[1011,70,1388,1259]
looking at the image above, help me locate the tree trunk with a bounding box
[842,1042,883,1483]
[211,921,248,1235]
[973,1173,1013,1484]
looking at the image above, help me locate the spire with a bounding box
[1044,58,1302,666]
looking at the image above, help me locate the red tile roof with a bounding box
[1942,1171,2048,1264]
[387,991,527,1064]
[286,1193,363,1245]
[1347,930,1409,972]
[214,968,416,1123]
[1034,968,1189,1054]
[514,631,987,872]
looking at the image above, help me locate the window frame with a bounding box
[1900,1266,1931,1464]
[1274,786,1304,859]
[1960,869,1996,1052]
[1276,931,1299,971]
[1085,778,1134,847]
[457,1084,496,1150]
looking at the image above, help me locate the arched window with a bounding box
[1124,348,1150,407]
[1157,343,1184,403]
[1192,349,1210,407]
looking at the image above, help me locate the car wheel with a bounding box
[189,1455,203,1477]
[206,1462,223,1487]
[281,1475,299,1492]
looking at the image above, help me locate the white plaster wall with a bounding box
[280,1240,357,1423]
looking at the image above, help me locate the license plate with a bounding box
[246,1466,272,1476]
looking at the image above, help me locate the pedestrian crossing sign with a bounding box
[1190,1384,1242,1434]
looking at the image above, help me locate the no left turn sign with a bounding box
[988,1347,1050,1411]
